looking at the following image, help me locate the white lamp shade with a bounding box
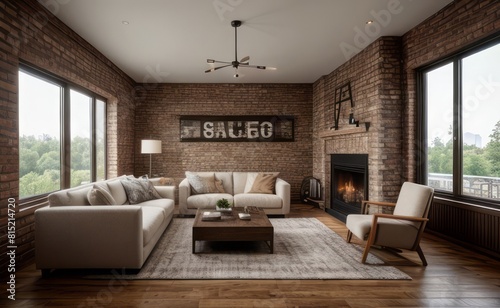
[141,139,162,154]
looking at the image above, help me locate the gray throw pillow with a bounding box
[120,177,162,204]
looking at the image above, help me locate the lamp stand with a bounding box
[149,153,152,178]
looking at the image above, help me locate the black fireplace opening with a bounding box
[327,154,368,222]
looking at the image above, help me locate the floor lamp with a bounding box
[141,139,162,178]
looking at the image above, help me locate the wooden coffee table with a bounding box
[192,207,274,254]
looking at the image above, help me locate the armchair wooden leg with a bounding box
[361,243,371,264]
[416,245,428,266]
[361,232,376,263]
[346,230,352,243]
[362,218,379,264]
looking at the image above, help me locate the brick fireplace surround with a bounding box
[313,37,404,210]
[0,0,499,271]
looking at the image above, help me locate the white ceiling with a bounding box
[39,0,453,84]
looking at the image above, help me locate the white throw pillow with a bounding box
[87,182,116,205]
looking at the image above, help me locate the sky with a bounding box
[427,42,500,147]
[19,71,91,139]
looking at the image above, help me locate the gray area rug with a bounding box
[99,218,411,280]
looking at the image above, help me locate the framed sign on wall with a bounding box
[180,115,294,142]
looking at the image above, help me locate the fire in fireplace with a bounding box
[328,154,368,222]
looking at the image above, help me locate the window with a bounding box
[420,38,500,205]
[19,71,62,198]
[19,66,107,200]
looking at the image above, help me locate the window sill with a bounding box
[434,192,500,212]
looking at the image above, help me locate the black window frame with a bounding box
[417,33,500,210]
[19,63,107,206]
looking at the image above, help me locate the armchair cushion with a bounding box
[346,214,419,249]
[394,182,434,220]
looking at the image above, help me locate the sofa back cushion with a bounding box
[48,176,129,206]
[233,172,253,194]
[48,185,92,207]
[186,172,218,194]
[215,172,233,194]
[186,172,234,195]
[233,172,280,194]
[107,178,129,205]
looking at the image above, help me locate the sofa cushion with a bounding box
[139,198,175,218]
[248,172,279,194]
[48,185,92,207]
[346,214,419,249]
[232,172,248,194]
[215,179,225,193]
[107,178,129,205]
[186,172,219,194]
[120,178,162,205]
[243,172,259,193]
[141,207,165,246]
[187,193,234,209]
[87,183,116,205]
[234,193,282,209]
[215,172,233,194]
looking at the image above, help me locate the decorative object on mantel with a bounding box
[319,122,370,139]
[141,139,162,177]
[180,115,294,142]
[332,81,359,130]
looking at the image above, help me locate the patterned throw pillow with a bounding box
[87,182,117,205]
[186,172,218,194]
[248,172,279,194]
[120,177,162,204]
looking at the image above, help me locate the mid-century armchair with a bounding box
[345,182,434,265]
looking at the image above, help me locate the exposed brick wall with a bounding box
[0,0,136,273]
[313,0,500,210]
[401,0,500,181]
[313,37,403,209]
[1,0,498,276]
[134,83,313,202]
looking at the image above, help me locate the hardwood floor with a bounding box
[4,204,500,307]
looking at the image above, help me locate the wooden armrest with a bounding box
[373,213,429,223]
[361,200,396,213]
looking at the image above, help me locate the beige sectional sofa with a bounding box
[35,176,175,276]
[179,172,290,216]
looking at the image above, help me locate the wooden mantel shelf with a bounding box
[319,123,369,138]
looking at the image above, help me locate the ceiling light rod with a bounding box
[231,20,241,69]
